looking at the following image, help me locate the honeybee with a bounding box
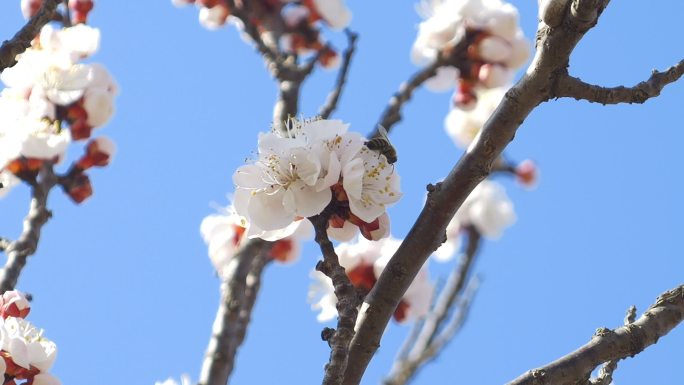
[365,125,397,164]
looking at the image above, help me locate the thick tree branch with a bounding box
[0,0,60,72]
[197,239,272,385]
[507,284,684,385]
[342,2,633,384]
[309,214,360,385]
[0,165,58,292]
[318,30,358,119]
[554,60,684,104]
[384,227,481,385]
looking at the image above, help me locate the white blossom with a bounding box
[155,374,191,385]
[0,317,57,371]
[445,87,505,148]
[455,180,515,239]
[311,0,352,30]
[233,118,401,239]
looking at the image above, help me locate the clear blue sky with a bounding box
[0,1,682,384]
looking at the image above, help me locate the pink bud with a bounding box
[0,290,31,319]
[69,0,94,24]
[515,159,539,189]
[20,0,42,19]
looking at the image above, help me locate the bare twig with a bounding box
[554,60,684,105]
[342,1,647,383]
[507,284,684,385]
[197,239,273,385]
[0,0,60,71]
[384,227,481,385]
[309,214,360,385]
[0,165,58,292]
[318,30,359,119]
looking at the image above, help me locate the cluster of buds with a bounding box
[0,291,60,385]
[412,0,529,109]
[310,237,433,323]
[200,206,311,279]
[232,118,401,243]
[22,0,94,24]
[172,0,351,68]
[0,0,118,203]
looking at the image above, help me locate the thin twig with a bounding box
[384,227,481,385]
[0,0,60,71]
[309,214,359,385]
[197,239,273,385]
[507,285,684,385]
[318,30,359,119]
[0,164,58,292]
[553,60,684,105]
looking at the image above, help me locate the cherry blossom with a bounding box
[412,0,529,108]
[233,118,401,241]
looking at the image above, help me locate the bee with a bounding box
[365,125,397,164]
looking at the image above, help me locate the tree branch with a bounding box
[384,227,481,385]
[318,30,358,120]
[0,164,58,292]
[0,0,60,72]
[342,2,639,383]
[588,306,635,385]
[506,284,684,385]
[309,214,360,385]
[554,60,684,104]
[197,239,273,385]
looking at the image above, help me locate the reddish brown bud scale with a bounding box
[269,239,294,262]
[347,263,376,294]
[69,0,94,24]
[393,300,409,322]
[64,173,93,203]
[6,158,43,181]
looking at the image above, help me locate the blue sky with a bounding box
[0,1,682,384]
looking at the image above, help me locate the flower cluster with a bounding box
[172,0,351,68]
[413,0,529,109]
[310,236,433,323]
[434,180,515,261]
[233,118,401,242]
[0,291,60,385]
[200,205,311,278]
[0,1,118,203]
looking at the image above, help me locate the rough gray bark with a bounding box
[310,214,360,385]
[340,1,684,383]
[0,165,58,292]
[197,240,272,385]
[0,0,60,71]
[506,284,684,385]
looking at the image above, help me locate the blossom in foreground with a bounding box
[412,0,529,108]
[233,118,401,242]
[309,236,433,323]
[434,180,515,261]
[200,205,311,278]
[0,290,60,384]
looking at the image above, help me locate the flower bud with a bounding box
[0,291,31,319]
[20,0,42,19]
[77,137,116,169]
[63,172,93,203]
[515,159,539,189]
[69,0,94,24]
